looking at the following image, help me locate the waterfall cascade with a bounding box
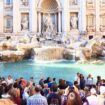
[33,47,65,61]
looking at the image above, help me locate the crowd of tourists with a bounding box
[0,73,105,105]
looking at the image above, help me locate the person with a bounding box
[96,76,101,94]
[42,84,50,97]
[96,76,101,86]
[6,75,13,85]
[58,79,67,89]
[29,77,34,86]
[27,85,48,105]
[80,74,86,90]
[66,87,82,105]
[73,81,79,94]
[48,78,53,88]
[97,86,105,105]
[86,74,93,89]
[22,82,30,105]
[44,77,51,84]
[86,88,98,105]
[52,78,57,85]
[47,84,61,105]
[39,78,44,88]
[1,85,11,99]
[75,73,80,85]
[29,86,35,96]
[9,88,22,105]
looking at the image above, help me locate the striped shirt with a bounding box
[27,94,48,105]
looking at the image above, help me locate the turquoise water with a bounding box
[0,60,105,84]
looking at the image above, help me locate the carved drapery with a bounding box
[21,13,29,30]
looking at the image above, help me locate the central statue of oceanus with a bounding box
[42,14,57,39]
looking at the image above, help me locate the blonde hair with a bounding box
[9,88,20,98]
[0,99,14,105]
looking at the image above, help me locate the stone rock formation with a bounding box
[91,41,103,58]
[0,51,24,62]
[34,47,65,61]
[82,48,92,60]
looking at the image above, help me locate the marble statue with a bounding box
[21,0,28,5]
[21,15,29,30]
[70,0,78,5]
[42,14,56,39]
[70,15,78,29]
[45,14,54,32]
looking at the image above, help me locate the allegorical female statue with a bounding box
[21,15,29,30]
[70,0,78,5]
[21,0,28,6]
[70,15,78,29]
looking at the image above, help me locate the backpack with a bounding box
[62,95,68,105]
[50,98,59,105]
[81,96,89,105]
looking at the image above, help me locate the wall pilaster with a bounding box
[13,0,21,33]
[0,0,4,33]
[29,0,37,33]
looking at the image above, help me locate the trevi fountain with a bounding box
[0,14,105,64]
[0,0,105,82]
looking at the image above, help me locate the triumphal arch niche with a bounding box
[37,0,62,39]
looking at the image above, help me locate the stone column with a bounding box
[62,0,70,34]
[0,0,3,33]
[38,12,41,33]
[95,0,100,33]
[29,0,37,33]
[13,0,21,33]
[54,13,57,25]
[58,12,61,33]
[78,0,86,34]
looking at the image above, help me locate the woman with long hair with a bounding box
[67,87,82,105]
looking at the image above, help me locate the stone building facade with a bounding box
[0,0,105,37]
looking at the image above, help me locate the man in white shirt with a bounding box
[6,75,13,85]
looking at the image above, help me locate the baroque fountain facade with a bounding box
[0,0,105,63]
